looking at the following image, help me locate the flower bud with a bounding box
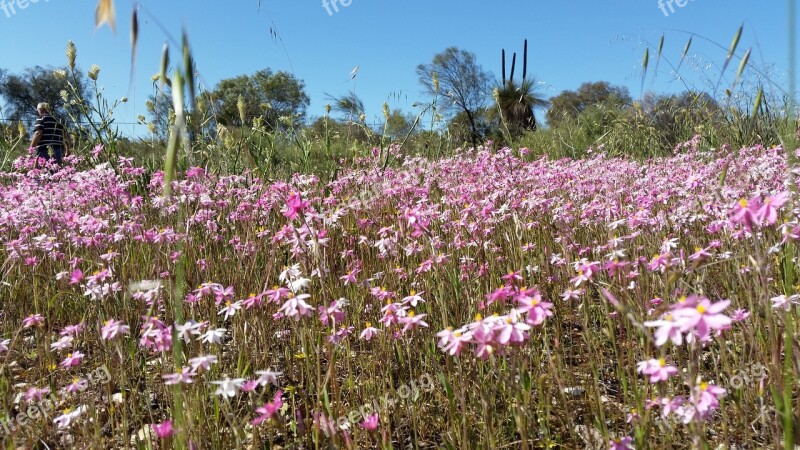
[237,94,247,125]
[88,64,100,81]
[66,41,77,70]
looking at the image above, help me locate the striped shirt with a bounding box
[34,114,66,153]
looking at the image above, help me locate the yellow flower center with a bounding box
[365,322,372,328]
[696,305,707,314]
[408,311,416,318]
[739,199,748,208]
[700,382,709,391]
[474,313,483,321]
[658,358,666,367]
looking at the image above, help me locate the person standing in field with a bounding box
[30,102,69,166]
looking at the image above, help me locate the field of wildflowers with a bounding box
[0,136,798,449]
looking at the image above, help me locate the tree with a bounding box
[210,69,309,129]
[417,47,493,148]
[326,91,365,122]
[638,90,723,147]
[546,81,632,128]
[0,66,89,127]
[494,40,547,138]
[448,108,492,145]
[385,109,415,141]
[145,90,174,142]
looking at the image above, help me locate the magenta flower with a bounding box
[515,291,553,326]
[60,351,85,368]
[436,327,472,356]
[283,192,310,220]
[754,191,790,226]
[360,412,379,430]
[671,298,732,342]
[251,390,283,425]
[151,420,174,439]
[23,386,51,404]
[399,312,429,333]
[69,269,84,285]
[101,319,130,340]
[731,196,760,230]
[23,314,45,328]
[359,323,381,341]
[636,358,678,383]
[241,380,261,393]
[731,309,750,321]
[608,436,633,450]
[64,378,89,394]
[278,294,314,320]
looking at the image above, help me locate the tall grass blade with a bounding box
[731,47,751,93]
[716,25,744,93]
[677,36,692,72]
[95,0,116,32]
[655,34,665,75]
[129,7,138,88]
[641,47,649,93]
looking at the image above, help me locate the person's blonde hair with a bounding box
[36,102,50,112]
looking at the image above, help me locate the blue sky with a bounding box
[0,0,794,135]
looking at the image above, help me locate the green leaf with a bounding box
[677,36,692,72]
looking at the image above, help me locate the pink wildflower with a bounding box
[151,420,174,439]
[251,390,283,425]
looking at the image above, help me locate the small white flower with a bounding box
[279,264,301,283]
[188,355,218,372]
[771,294,799,311]
[218,300,243,320]
[175,321,206,342]
[50,336,74,351]
[53,405,87,429]
[211,378,245,398]
[286,277,311,293]
[200,328,227,345]
[255,369,283,387]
